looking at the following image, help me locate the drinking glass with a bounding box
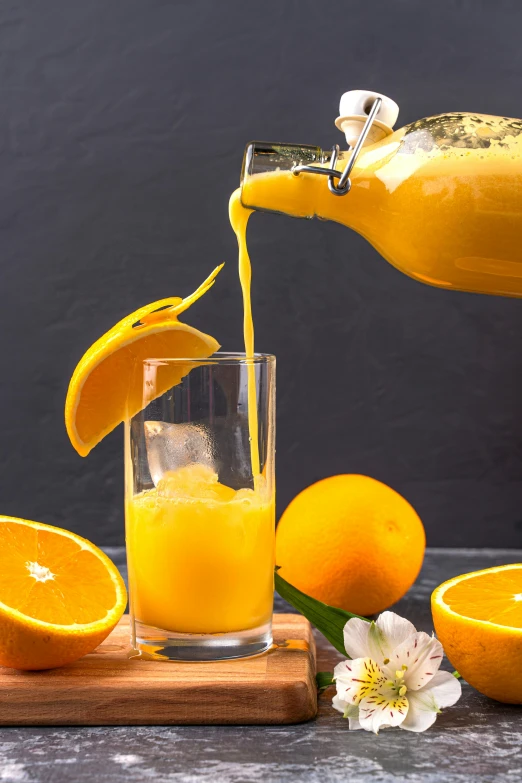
[124,353,275,661]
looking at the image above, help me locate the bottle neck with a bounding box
[240,142,370,229]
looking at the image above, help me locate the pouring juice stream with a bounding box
[229,192,260,480]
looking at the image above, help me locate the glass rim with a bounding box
[141,351,275,366]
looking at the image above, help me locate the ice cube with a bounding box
[144,421,215,486]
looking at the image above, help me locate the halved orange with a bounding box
[65,265,222,456]
[432,564,522,703]
[0,516,127,670]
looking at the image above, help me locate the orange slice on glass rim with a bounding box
[65,265,222,456]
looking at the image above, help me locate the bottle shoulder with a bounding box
[398,112,522,154]
[342,111,522,187]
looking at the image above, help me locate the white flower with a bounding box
[333,612,461,734]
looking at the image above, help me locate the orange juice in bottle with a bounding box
[239,90,522,298]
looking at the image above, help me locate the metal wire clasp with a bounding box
[291,97,382,196]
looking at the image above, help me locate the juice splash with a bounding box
[126,465,274,634]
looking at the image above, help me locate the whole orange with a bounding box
[275,474,425,616]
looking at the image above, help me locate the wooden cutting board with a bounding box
[0,614,317,726]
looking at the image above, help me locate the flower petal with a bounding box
[399,671,461,733]
[343,613,416,663]
[417,670,462,709]
[332,694,348,715]
[358,687,409,734]
[332,694,360,723]
[399,693,438,733]
[375,612,417,658]
[342,618,376,660]
[334,657,386,705]
[384,631,443,690]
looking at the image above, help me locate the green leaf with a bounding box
[316,671,335,692]
[452,670,461,679]
[274,570,369,656]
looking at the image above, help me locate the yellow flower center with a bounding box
[386,664,410,697]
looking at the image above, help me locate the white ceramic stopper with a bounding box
[335,90,399,147]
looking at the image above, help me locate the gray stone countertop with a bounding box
[1,548,521,783]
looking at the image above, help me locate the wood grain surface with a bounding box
[0,614,317,726]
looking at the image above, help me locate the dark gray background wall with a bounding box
[2,0,522,547]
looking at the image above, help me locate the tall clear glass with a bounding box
[124,353,276,661]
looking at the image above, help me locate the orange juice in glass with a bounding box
[125,353,275,660]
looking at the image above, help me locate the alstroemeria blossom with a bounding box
[333,612,461,734]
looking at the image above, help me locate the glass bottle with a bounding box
[240,93,522,297]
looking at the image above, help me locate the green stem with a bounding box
[274,570,368,657]
[316,671,335,691]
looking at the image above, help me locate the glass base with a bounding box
[131,619,273,662]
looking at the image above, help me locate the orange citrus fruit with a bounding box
[275,474,425,617]
[432,564,522,703]
[0,517,127,670]
[65,265,222,456]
